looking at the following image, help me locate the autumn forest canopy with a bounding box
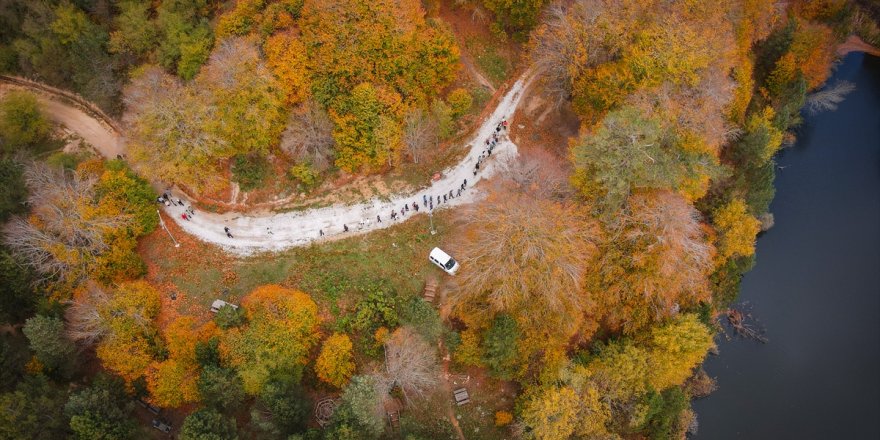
[0,0,873,439]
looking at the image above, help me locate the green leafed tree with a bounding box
[0,375,70,440]
[0,90,50,152]
[180,408,238,440]
[22,315,76,377]
[64,374,138,440]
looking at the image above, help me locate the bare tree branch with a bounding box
[806,81,855,114]
[380,327,438,403]
[280,100,335,170]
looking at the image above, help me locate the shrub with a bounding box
[400,297,441,343]
[214,304,247,329]
[180,408,238,440]
[231,153,271,191]
[0,91,51,152]
[289,162,320,189]
[447,88,473,118]
[495,411,513,426]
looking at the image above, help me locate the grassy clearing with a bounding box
[142,209,457,323]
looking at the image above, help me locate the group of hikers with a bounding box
[157,192,196,221]
[163,119,510,242]
[474,119,508,176]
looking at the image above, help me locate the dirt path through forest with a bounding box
[0,80,124,158]
[163,72,534,255]
[3,73,534,255]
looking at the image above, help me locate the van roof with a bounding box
[430,247,451,262]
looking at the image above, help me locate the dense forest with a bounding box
[0,0,877,439]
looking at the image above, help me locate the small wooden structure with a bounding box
[423,277,438,302]
[454,387,470,406]
[387,410,400,431]
[314,398,338,427]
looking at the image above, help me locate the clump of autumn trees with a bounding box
[442,0,844,438]
[120,0,463,194]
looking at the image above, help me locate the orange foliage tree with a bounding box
[148,317,218,407]
[590,191,714,334]
[263,32,310,105]
[450,185,601,376]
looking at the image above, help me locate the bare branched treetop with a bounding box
[3,162,131,284]
[402,108,438,165]
[280,100,335,170]
[380,326,438,403]
[451,184,601,337]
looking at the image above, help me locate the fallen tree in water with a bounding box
[722,303,768,344]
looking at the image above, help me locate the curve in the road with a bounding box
[3,73,533,255]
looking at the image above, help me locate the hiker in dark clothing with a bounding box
[227,232,233,238]
[343,224,349,232]
[414,203,419,211]
[429,199,433,209]
[320,229,324,236]
[400,208,405,217]
[377,215,382,223]
[405,204,409,212]
[224,227,230,233]
[457,189,461,197]
[423,195,427,205]
[443,195,447,202]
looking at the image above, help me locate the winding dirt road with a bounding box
[0,76,124,158]
[2,73,534,255]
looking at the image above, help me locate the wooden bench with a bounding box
[454,387,470,406]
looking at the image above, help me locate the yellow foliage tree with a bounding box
[519,386,580,440]
[315,333,355,388]
[147,317,218,407]
[713,198,761,263]
[93,281,162,383]
[645,314,715,391]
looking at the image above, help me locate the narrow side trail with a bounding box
[166,73,534,255]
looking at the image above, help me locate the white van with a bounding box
[429,247,460,275]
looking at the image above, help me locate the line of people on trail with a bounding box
[473,119,507,177]
[166,119,509,242]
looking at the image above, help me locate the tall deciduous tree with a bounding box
[22,315,76,377]
[316,333,355,388]
[380,327,438,402]
[451,186,601,352]
[2,163,133,288]
[279,100,335,170]
[591,191,713,334]
[221,285,320,394]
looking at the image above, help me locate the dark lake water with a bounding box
[693,53,880,439]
